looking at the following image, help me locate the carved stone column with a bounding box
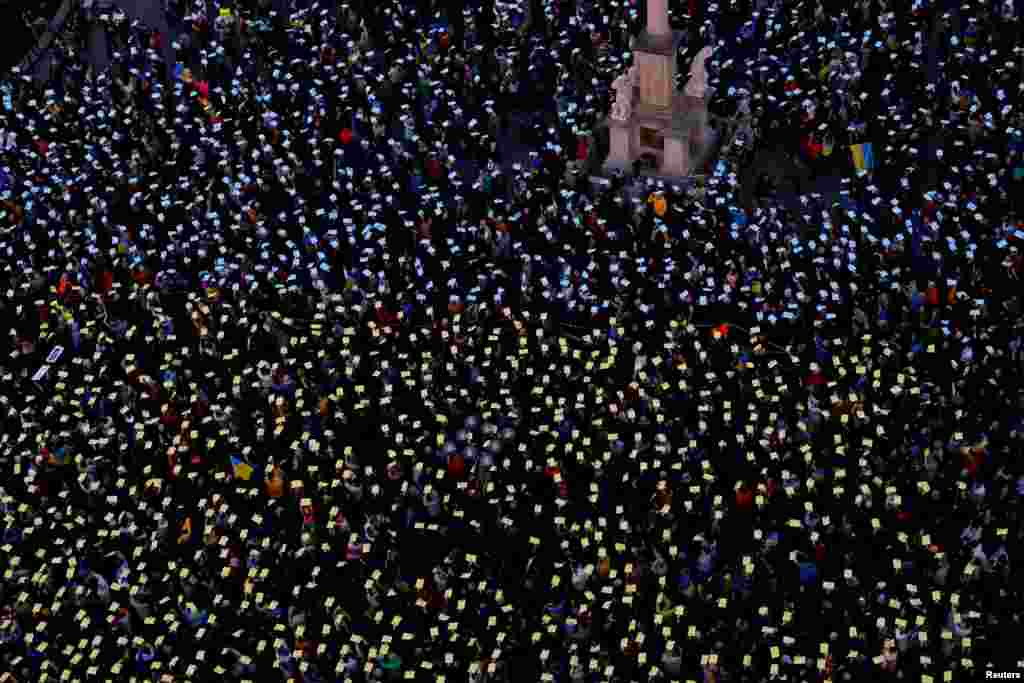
[647,0,670,37]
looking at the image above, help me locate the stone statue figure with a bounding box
[610,71,633,121]
[684,46,714,98]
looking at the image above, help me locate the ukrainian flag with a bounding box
[231,456,254,481]
[850,143,875,172]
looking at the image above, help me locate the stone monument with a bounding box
[684,46,714,98]
[603,0,715,178]
[610,72,634,122]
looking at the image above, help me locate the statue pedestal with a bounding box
[604,119,634,174]
[601,25,714,179]
[662,130,690,177]
[681,95,711,160]
[601,93,712,178]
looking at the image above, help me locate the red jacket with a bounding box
[96,270,114,294]
[576,138,589,162]
[962,449,984,478]
[805,372,826,386]
[448,453,466,480]
[425,157,443,180]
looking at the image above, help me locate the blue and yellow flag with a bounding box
[231,456,254,481]
[850,143,875,172]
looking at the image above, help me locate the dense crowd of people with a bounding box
[1,0,1024,681]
